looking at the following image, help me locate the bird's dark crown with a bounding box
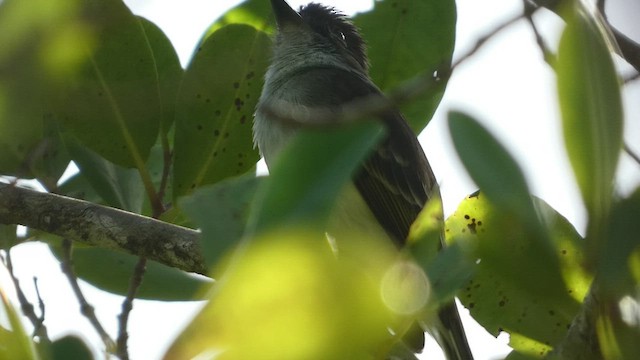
[298,3,369,72]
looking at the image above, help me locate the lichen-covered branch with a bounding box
[0,183,206,274]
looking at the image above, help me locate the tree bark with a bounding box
[0,183,207,274]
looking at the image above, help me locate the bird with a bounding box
[253,1,474,359]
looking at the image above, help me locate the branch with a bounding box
[2,250,49,341]
[117,257,147,360]
[61,239,116,353]
[532,0,640,72]
[624,143,640,166]
[524,0,556,67]
[0,183,206,274]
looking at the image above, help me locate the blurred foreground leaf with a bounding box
[595,189,640,359]
[0,289,39,360]
[248,122,383,235]
[448,111,535,223]
[164,230,405,360]
[556,3,623,259]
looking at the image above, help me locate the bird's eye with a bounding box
[334,31,347,47]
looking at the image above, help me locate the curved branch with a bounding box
[0,183,206,274]
[532,0,640,72]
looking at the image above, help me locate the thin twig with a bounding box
[524,0,556,67]
[624,143,640,166]
[532,0,640,72]
[452,11,527,69]
[597,0,606,17]
[623,71,640,83]
[32,277,47,339]
[2,250,49,341]
[116,257,147,360]
[60,238,116,353]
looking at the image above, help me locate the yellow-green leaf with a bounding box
[445,193,586,355]
[557,4,623,249]
[0,289,39,360]
[164,229,403,360]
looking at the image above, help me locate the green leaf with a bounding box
[165,229,398,360]
[30,114,71,190]
[180,174,262,269]
[557,4,623,241]
[248,122,383,235]
[50,244,211,301]
[64,138,144,212]
[0,224,18,250]
[448,111,535,223]
[408,195,475,305]
[204,0,274,39]
[57,173,104,206]
[596,301,640,360]
[138,16,183,136]
[445,193,586,355]
[422,244,475,306]
[0,289,39,360]
[355,0,456,133]
[505,340,550,360]
[599,188,640,297]
[0,0,88,178]
[136,139,176,218]
[50,336,93,360]
[172,24,270,199]
[51,0,161,169]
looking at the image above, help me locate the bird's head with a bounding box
[269,0,369,74]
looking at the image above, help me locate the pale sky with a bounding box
[3,0,639,359]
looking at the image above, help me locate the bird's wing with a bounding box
[276,66,436,245]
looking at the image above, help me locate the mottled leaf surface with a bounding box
[173,24,270,199]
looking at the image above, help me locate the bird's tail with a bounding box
[429,301,474,360]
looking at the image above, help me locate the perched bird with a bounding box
[253,1,473,359]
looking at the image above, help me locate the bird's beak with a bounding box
[270,0,303,29]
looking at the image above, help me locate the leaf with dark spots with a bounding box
[446,193,591,353]
[172,24,269,200]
